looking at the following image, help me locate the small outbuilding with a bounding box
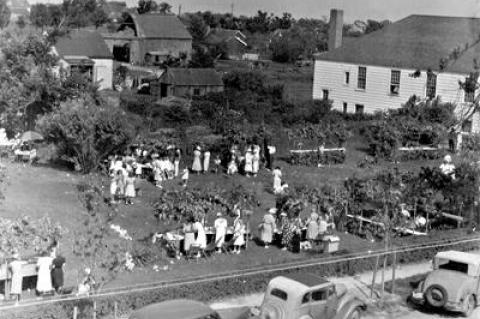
[150,68,224,98]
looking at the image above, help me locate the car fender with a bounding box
[333,299,366,319]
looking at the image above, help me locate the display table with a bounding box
[323,235,340,253]
[14,149,37,163]
[0,260,38,299]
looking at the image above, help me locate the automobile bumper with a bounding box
[444,301,463,312]
[410,292,425,305]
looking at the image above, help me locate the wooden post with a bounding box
[73,306,78,319]
[93,301,97,319]
[380,255,387,304]
[370,255,379,299]
[4,261,10,301]
[114,302,118,319]
[391,251,397,295]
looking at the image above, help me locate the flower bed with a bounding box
[7,230,480,319]
[394,147,446,162]
[289,149,346,166]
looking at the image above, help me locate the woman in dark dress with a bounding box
[51,253,66,293]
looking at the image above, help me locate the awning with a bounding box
[63,55,94,66]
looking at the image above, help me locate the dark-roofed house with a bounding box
[314,10,480,132]
[53,30,113,90]
[7,0,30,21]
[204,28,248,60]
[103,13,192,65]
[150,68,224,98]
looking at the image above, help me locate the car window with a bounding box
[327,286,336,297]
[271,288,288,301]
[302,293,311,304]
[311,289,327,301]
[438,260,469,274]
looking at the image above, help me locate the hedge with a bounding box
[4,231,480,319]
[289,149,346,166]
[394,148,446,162]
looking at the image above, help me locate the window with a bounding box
[426,72,437,99]
[343,102,348,114]
[390,70,401,95]
[355,104,364,114]
[311,289,327,301]
[438,260,468,274]
[465,90,475,103]
[344,71,350,84]
[462,120,473,133]
[357,66,366,89]
[270,288,288,301]
[193,88,201,96]
[322,89,329,100]
[302,293,311,304]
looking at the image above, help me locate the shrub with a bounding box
[37,95,139,173]
[462,133,480,152]
[289,150,346,166]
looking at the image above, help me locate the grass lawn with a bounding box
[0,126,451,293]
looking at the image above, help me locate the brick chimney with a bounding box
[328,9,344,51]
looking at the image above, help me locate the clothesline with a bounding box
[290,148,346,153]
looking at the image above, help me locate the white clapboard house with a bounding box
[313,10,480,132]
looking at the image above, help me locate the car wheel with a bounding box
[461,294,475,317]
[425,284,448,308]
[348,308,361,319]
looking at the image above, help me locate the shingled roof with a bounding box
[126,13,192,39]
[160,68,224,86]
[55,30,112,59]
[316,15,480,74]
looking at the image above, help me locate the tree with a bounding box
[158,2,171,14]
[30,4,49,29]
[37,94,138,173]
[137,0,157,14]
[186,14,208,42]
[0,0,10,29]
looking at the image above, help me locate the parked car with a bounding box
[410,250,480,317]
[252,273,366,319]
[129,299,250,319]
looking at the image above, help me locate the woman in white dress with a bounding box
[214,212,228,253]
[36,251,53,294]
[192,146,202,174]
[193,217,207,257]
[272,167,282,193]
[244,147,253,177]
[252,144,260,177]
[203,149,211,173]
[9,252,26,303]
[233,213,246,254]
[124,172,136,205]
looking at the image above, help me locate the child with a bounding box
[110,171,120,204]
[213,155,221,174]
[181,168,189,187]
[124,172,136,205]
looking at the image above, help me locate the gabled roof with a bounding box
[436,251,480,266]
[124,13,192,39]
[205,28,247,46]
[316,15,480,74]
[54,30,112,59]
[160,68,224,86]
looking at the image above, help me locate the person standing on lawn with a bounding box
[252,143,260,177]
[174,148,181,177]
[193,216,207,257]
[233,212,246,254]
[183,216,196,253]
[203,148,211,173]
[36,250,54,295]
[306,209,320,244]
[272,167,282,193]
[9,252,26,304]
[244,147,253,177]
[213,154,221,174]
[214,212,228,253]
[124,171,136,205]
[192,145,202,174]
[263,135,271,170]
[259,208,277,249]
[51,251,66,294]
[109,171,120,204]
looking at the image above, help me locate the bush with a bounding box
[462,134,480,152]
[394,148,446,162]
[289,150,346,166]
[37,95,139,173]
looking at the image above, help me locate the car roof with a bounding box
[435,251,480,265]
[271,274,330,291]
[129,299,214,319]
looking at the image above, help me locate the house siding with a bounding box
[171,85,223,97]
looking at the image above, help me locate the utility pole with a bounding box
[230,2,234,15]
[178,4,182,16]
